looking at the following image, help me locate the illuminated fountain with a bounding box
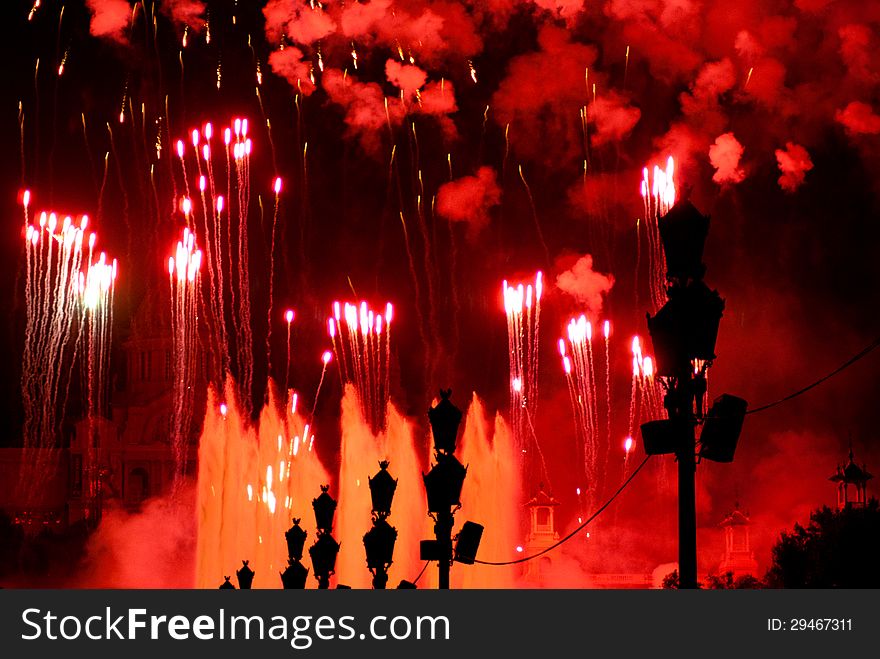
[195,381,329,588]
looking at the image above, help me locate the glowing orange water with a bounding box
[196,381,330,588]
[196,382,522,588]
[335,385,430,588]
[452,395,521,588]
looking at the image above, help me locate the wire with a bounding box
[474,455,652,566]
[746,335,880,415]
[411,560,430,585]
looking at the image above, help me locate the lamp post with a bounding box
[422,390,467,589]
[309,485,340,589]
[363,460,399,589]
[641,199,747,589]
[236,560,255,589]
[280,518,309,589]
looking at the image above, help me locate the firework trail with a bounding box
[628,336,669,489]
[629,336,663,425]
[639,156,676,312]
[328,301,393,433]
[20,194,117,510]
[502,272,543,460]
[266,177,282,383]
[168,226,202,481]
[558,315,613,510]
[284,309,294,395]
[517,165,550,266]
[79,246,117,515]
[310,351,333,421]
[173,118,267,415]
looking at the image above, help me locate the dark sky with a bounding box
[1,0,879,573]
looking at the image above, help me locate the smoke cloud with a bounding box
[587,91,641,148]
[436,166,502,238]
[553,254,615,319]
[268,47,316,95]
[709,132,746,185]
[385,59,428,96]
[835,101,880,136]
[160,0,206,31]
[322,69,404,157]
[86,0,130,43]
[492,26,599,166]
[75,487,196,588]
[263,0,337,46]
[775,142,813,192]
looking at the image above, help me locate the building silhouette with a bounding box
[829,446,873,510]
[717,503,759,578]
[522,486,559,584]
[0,289,202,529]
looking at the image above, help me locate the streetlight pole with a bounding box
[644,199,725,590]
[676,406,698,589]
[435,510,453,589]
[309,485,340,589]
[364,460,398,589]
[423,389,466,590]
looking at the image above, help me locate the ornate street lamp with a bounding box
[309,485,340,589]
[286,518,307,561]
[281,518,309,590]
[369,460,398,515]
[363,461,399,589]
[641,198,747,589]
[313,484,337,535]
[236,560,255,589]
[428,388,463,454]
[422,390,469,589]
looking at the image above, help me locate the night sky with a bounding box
[1,0,879,577]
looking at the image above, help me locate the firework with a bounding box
[284,309,294,396]
[21,195,117,510]
[628,335,664,436]
[558,315,612,509]
[502,272,543,460]
[173,118,268,414]
[639,156,676,311]
[79,247,117,507]
[310,351,333,420]
[168,226,202,479]
[328,301,393,432]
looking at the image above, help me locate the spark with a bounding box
[58,48,69,76]
[503,272,543,455]
[168,227,202,479]
[21,200,116,507]
[559,316,614,512]
[640,156,676,311]
[328,300,393,431]
[284,309,294,395]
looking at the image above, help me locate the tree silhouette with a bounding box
[661,569,764,589]
[661,569,680,589]
[766,499,880,588]
[704,572,764,589]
